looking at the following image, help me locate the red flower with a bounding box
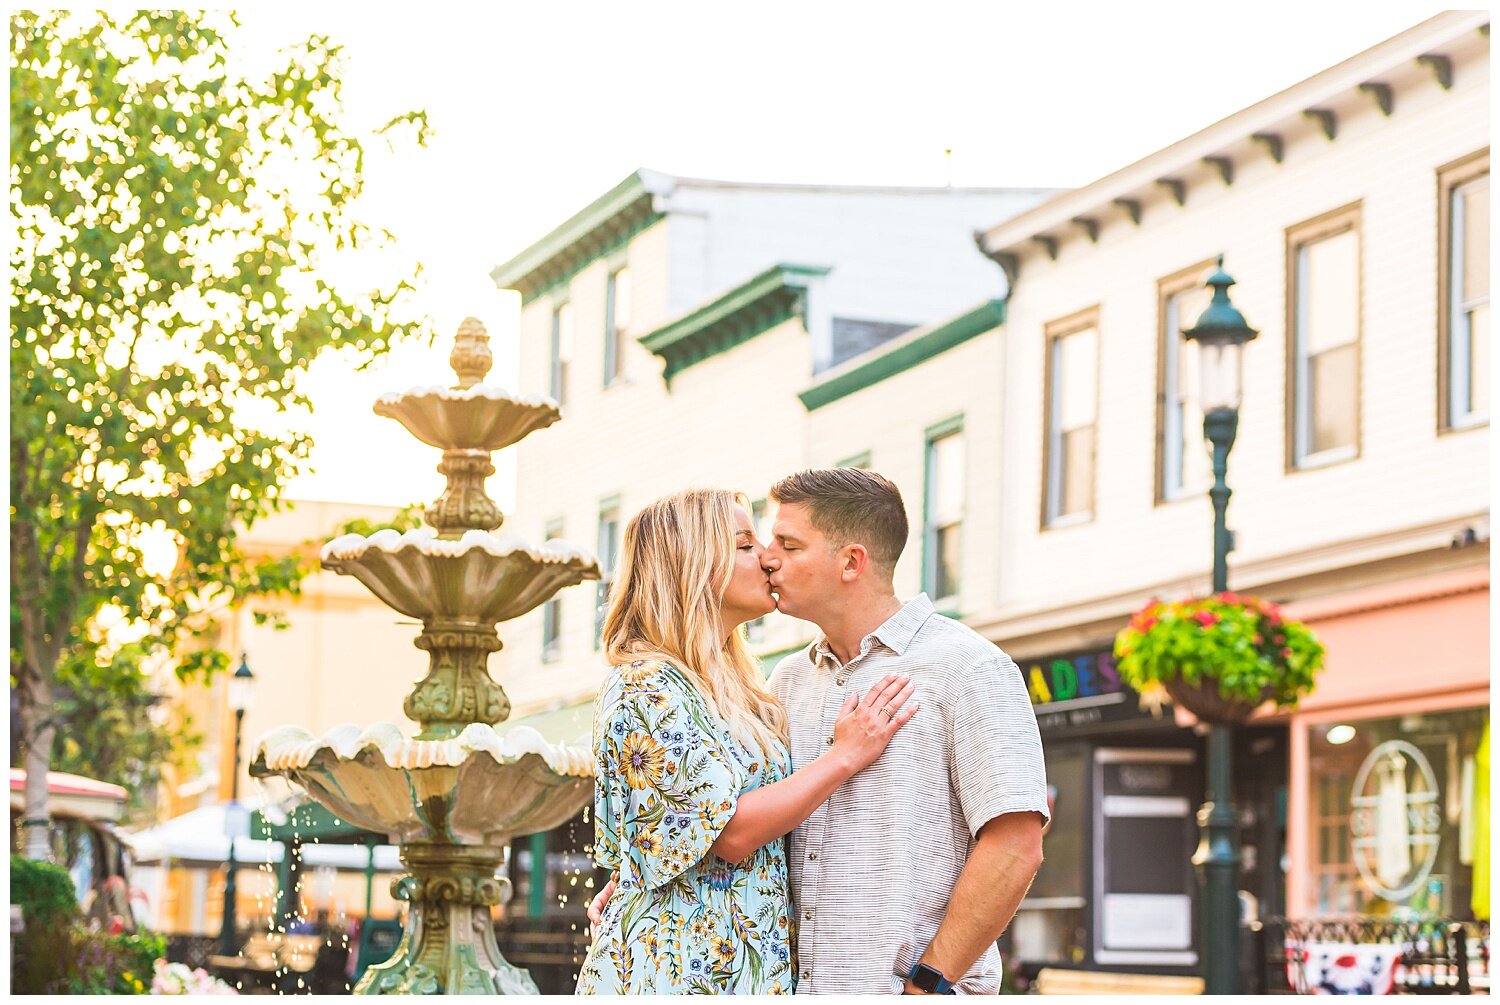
[1195,610,1220,627]
[1281,647,1292,659]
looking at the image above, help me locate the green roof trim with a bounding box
[490,171,665,302]
[502,698,595,747]
[250,799,382,844]
[797,299,1006,411]
[639,263,831,385]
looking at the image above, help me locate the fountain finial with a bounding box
[451,317,493,389]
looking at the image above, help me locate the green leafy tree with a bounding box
[51,640,203,825]
[10,10,429,858]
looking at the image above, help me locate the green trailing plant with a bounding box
[1113,592,1324,720]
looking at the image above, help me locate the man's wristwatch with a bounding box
[908,963,955,994]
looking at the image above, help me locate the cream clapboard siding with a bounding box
[506,212,823,712]
[504,310,819,713]
[982,27,1489,637]
[805,329,1005,618]
[502,183,1047,713]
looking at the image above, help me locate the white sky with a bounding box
[236,2,1450,513]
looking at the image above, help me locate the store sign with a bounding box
[1349,740,1441,902]
[1024,650,1144,734]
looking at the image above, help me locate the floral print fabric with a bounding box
[576,660,794,995]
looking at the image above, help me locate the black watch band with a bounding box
[908,963,955,994]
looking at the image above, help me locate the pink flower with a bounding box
[1281,647,1292,659]
[1195,610,1220,627]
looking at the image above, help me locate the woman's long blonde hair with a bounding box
[601,488,789,761]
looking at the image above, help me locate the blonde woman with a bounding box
[575,489,916,995]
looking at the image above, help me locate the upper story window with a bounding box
[605,266,632,388]
[595,498,621,649]
[1288,204,1361,469]
[1157,262,1215,503]
[1044,308,1099,527]
[550,301,574,405]
[1439,150,1489,431]
[541,518,564,663]
[924,417,965,607]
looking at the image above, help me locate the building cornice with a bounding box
[797,299,1005,411]
[638,263,831,385]
[489,170,672,302]
[970,511,1489,659]
[977,11,1489,276]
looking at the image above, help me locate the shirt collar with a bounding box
[811,594,936,663]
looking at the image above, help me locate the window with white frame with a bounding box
[925,418,964,605]
[541,519,564,663]
[1159,265,1214,502]
[605,266,632,388]
[1045,312,1099,525]
[1440,152,1489,430]
[1289,206,1361,467]
[595,500,620,649]
[550,301,573,405]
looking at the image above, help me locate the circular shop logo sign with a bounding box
[1348,739,1441,902]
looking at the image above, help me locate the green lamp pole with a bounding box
[219,653,256,956]
[1181,257,1258,995]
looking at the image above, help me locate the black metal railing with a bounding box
[1262,917,1490,995]
[494,916,593,994]
[164,934,218,971]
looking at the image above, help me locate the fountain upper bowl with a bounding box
[373,384,560,453]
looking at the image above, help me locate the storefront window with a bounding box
[1009,744,1087,965]
[1308,706,1488,918]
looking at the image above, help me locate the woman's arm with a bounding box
[709,674,917,864]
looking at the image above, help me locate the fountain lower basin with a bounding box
[251,721,593,845]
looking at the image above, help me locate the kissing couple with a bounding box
[576,468,1048,995]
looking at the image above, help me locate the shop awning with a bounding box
[10,768,128,823]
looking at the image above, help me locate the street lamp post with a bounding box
[1181,257,1258,995]
[220,653,256,956]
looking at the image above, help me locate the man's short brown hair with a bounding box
[768,468,908,572]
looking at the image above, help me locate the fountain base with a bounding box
[355,843,539,996]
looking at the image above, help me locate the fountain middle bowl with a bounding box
[321,528,600,623]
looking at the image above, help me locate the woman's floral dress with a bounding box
[576,660,795,995]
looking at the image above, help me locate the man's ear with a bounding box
[839,543,869,582]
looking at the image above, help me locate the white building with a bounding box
[489,172,1057,715]
[491,11,1489,984]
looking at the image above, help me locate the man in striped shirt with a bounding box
[589,467,1047,994]
[760,468,1048,995]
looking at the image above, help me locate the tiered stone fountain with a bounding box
[251,319,600,995]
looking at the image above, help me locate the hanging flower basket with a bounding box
[1113,593,1325,725]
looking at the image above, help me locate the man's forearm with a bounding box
[913,813,1043,990]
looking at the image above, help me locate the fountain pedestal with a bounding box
[251,318,600,995]
[356,845,534,995]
